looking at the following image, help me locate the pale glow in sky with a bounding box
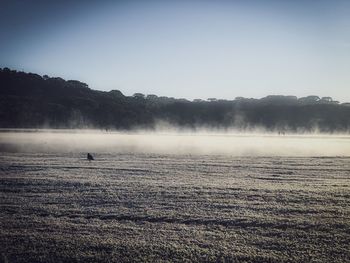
[1,0,350,101]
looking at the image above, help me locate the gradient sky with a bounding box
[1,0,350,101]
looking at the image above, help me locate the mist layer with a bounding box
[0,130,349,156]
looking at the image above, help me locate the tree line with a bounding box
[1,67,349,132]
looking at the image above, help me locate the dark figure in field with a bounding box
[87,153,94,161]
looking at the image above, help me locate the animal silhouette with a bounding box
[87,153,94,161]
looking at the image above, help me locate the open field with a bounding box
[0,132,349,262]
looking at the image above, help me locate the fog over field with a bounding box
[2,0,350,261]
[0,130,349,156]
[1,130,350,262]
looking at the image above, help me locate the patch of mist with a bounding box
[0,127,349,156]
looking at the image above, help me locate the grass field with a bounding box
[0,132,349,262]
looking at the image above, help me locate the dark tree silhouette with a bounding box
[1,68,349,132]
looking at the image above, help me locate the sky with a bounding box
[1,0,350,102]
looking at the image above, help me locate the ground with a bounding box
[0,153,349,262]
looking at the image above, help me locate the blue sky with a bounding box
[1,0,350,101]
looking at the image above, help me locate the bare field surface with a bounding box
[0,151,349,262]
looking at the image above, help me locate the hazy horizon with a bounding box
[1,0,350,102]
[1,129,349,157]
